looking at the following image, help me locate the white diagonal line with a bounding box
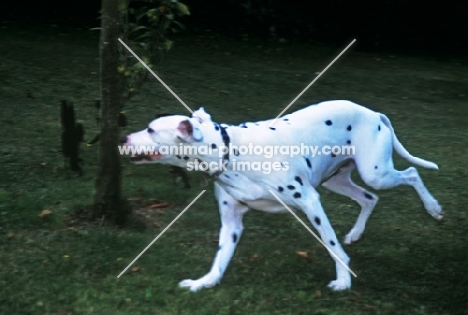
[117,190,206,278]
[268,39,356,127]
[118,38,206,125]
[269,190,357,277]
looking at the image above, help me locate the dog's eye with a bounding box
[147,128,155,134]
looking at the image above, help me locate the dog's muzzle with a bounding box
[120,136,162,163]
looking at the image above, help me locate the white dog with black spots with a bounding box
[121,100,442,291]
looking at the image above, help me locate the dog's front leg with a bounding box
[295,187,352,291]
[179,184,248,292]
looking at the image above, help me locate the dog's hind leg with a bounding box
[179,183,248,292]
[322,161,379,245]
[359,164,443,220]
[354,122,442,220]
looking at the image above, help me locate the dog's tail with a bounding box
[379,113,439,170]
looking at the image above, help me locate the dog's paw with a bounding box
[425,200,443,220]
[344,228,363,245]
[178,276,218,292]
[179,279,204,292]
[327,278,351,291]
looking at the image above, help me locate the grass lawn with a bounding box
[1,23,467,315]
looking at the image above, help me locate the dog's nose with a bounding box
[120,136,128,144]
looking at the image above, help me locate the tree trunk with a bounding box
[93,0,130,225]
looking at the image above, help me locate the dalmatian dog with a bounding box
[121,100,442,292]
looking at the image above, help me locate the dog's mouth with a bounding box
[130,153,162,163]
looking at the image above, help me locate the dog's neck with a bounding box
[187,118,239,177]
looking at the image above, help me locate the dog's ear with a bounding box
[176,120,203,142]
[192,107,212,124]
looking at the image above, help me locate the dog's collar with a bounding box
[209,169,225,180]
[208,124,231,181]
[218,125,231,161]
[208,159,229,180]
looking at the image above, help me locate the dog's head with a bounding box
[121,109,211,166]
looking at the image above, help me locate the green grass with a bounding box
[1,24,467,315]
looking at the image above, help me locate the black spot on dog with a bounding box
[278,186,284,192]
[224,174,231,179]
[211,143,217,149]
[240,123,248,128]
[270,127,276,130]
[378,125,381,131]
[375,165,378,169]
[223,201,228,205]
[347,125,352,131]
[183,156,190,160]
[293,192,301,198]
[176,155,182,159]
[305,157,312,168]
[325,120,332,126]
[295,176,303,186]
[283,118,289,121]
[232,233,238,243]
[219,127,230,160]
[214,124,220,131]
[364,192,373,200]
[287,185,295,190]
[330,240,336,246]
[314,217,321,225]
[347,140,351,145]
[155,113,175,119]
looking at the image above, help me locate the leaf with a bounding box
[296,251,308,258]
[146,8,158,17]
[250,254,260,261]
[118,0,129,13]
[38,209,52,218]
[129,25,148,34]
[145,288,152,298]
[175,3,190,16]
[148,201,171,209]
[163,18,171,30]
[164,40,173,51]
[132,62,144,70]
[134,30,155,42]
